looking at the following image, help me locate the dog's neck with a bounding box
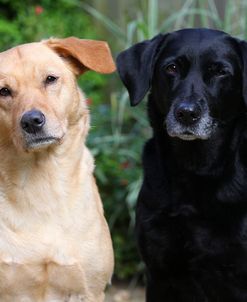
[0,114,95,228]
[167,130,236,176]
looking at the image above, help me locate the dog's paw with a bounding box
[65,294,85,302]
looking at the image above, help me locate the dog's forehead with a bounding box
[0,42,64,77]
[162,29,237,59]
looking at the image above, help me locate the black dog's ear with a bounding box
[240,40,247,106]
[116,34,167,106]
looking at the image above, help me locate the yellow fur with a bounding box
[0,39,115,301]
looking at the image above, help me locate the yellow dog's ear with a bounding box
[45,37,116,75]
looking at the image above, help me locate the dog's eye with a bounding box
[215,69,227,76]
[208,64,227,77]
[45,75,58,85]
[165,63,178,75]
[0,87,11,97]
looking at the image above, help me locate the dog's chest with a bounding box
[156,177,247,259]
[0,259,85,301]
[0,224,91,301]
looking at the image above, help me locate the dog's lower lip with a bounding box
[178,134,197,141]
[183,131,193,135]
[33,137,56,142]
[168,131,198,140]
[168,130,194,137]
[27,137,60,148]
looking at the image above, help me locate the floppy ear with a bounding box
[44,37,116,75]
[240,40,247,106]
[116,34,167,106]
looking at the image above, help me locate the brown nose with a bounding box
[21,110,46,134]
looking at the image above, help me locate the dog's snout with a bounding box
[175,102,202,125]
[21,110,46,134]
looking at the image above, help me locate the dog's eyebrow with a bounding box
[161,55,189,66]
[0,73,7,80]
[162,56,176,63]
[44,69,61,75]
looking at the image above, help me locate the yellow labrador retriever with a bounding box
[0,37,115,301]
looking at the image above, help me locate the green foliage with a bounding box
[0,0,98,45]
[87,89,148,279]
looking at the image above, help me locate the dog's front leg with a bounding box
[66,293,104,302]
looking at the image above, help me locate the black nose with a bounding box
[175,102,202,125]
[21,110,46,134]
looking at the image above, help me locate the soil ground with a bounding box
[105,283,145,302]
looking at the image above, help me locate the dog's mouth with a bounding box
[167,125,215,141]
[168,131,208,141]
[164,100,219,141]
[25,136,62,150]
[165,112,217,141]
[173,131,199,141]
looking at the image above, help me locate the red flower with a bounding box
[120,161,130,169]
[120,179,129,186]
[86,98,93,105]
[35,5,44,15]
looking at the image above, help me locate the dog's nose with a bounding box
[175,102,201,125]
[21,110,46,134]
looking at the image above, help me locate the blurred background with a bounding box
[1,0,247,301]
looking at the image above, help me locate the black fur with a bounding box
[117,28,247,301]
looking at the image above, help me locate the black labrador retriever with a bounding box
[117,28,247,302]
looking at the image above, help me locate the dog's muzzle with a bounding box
[166,101,216,140]
[20,109,60,149]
